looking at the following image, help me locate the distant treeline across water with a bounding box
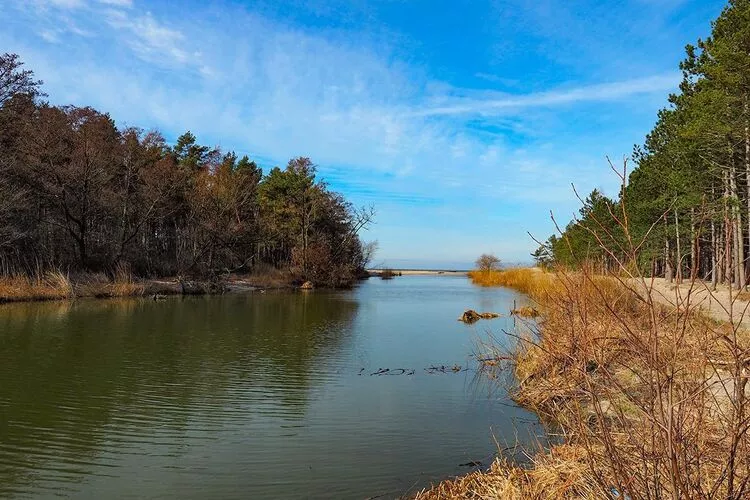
[0,53,375,287]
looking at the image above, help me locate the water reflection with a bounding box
[0,293,357,497]
[0,277,543,499]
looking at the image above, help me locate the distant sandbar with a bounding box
[367,269,468,276]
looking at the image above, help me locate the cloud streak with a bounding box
[1,0,689,262]
[411,73,680,117]
[7,0,652,209]
[104,9,195,66]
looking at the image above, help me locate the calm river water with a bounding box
[0,275,542,499]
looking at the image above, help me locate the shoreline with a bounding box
[367,269,468,276]
[0,269,474,305]
[0,273,306,305]
[0,270,470,305]
[418,268,750,499]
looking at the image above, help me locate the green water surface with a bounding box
[0,275,542,499]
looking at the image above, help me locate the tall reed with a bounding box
[420,165,750,499]
[0,271,74,302]
[0,266,144,302]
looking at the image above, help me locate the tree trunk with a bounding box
[76,229,87,269]
[116,150,134,266]
[712,205,718,289]
[725,170,732,286]
[674,209,682,284]
[665,215,673,283]
[745,97,750,288]
[737,215,746,290]
[731,152,745,289]
[690,207,697,280]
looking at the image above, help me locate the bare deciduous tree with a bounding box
[0,54,374,286]
[476,253,501,273]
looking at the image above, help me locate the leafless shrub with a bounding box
[420,162,750,499]
[513,162,750,499]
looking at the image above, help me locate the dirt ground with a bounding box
[633,277,750,329]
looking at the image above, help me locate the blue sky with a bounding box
[1,0,727,269]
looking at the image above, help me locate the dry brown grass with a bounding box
[511,306,539,318]
[430,163,750,498]
[514,272,749,499]
[468,268,555,296]
[239,265,296,289]
[0,271,74,302]
[420,266,750,499]
[469,268,567,314]
[0,267,144,303]
[75,271,145,298]
[415,444,607,500]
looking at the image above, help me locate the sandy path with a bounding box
[632,277,750,329]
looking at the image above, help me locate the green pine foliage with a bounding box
[534,0,750,288]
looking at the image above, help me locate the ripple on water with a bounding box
[0,278,544,498]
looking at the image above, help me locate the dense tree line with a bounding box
[0,54,374,287]
[535,0,750,288]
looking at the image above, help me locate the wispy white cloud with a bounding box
[28,0,133,7]
[13,0,204,71]
[411,73,680,117]
[98,0,133,6]
[11,0,651,208]
[6,0,672,179]
[9,0,94,40]
[36,0,85,8]
[1,0,682,261]
[38,30,62,43]
[104,9,193,66]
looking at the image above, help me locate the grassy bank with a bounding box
[0,270,146,303]
[419,267,750,499]
[468,267,549,295]
[469,267,551,319]
[416,444,604,499]
[0,266,320,304]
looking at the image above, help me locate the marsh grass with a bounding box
[414,444,607,500]
[75,270,145,298]
[421,268,750,499]
[420,167,750,499]
[0,271,74,302]
[379,268,398,280]
[0,266,144,303]
[468,268,553,296]
[241,264,296,288]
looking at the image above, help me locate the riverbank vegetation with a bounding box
[416,444,604,499]
[468,267,548,295]
[533,0,750,291]
[425,263,750,498]
[0,268,148,303]
[421,2,750,498]
[0,54,375,300]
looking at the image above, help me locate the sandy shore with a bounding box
[632,277,750,329]
[367,269,468,276]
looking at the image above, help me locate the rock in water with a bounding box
[300,281,314,290]
[459,310,482,323]
[459,309,502,323]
